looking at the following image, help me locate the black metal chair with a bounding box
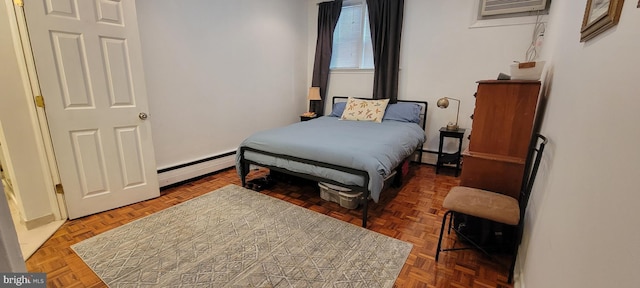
[435,134,547,283]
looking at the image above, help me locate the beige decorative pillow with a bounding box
[340,98,390,123]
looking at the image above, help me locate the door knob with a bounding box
[138,112,148,120]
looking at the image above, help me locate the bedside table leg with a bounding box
[456,135,463,177]
[436,133,444,174]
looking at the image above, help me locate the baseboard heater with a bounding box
[420,149,439,165]
[157,148,439,189]
[157,151,236,188]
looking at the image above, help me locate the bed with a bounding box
[237,97,427,227]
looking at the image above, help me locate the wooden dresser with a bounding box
[460,80,541,199]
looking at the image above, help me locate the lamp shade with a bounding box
[436,97,450,108]
[307,87,321,101]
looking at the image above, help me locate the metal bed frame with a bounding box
[239,97,428,228]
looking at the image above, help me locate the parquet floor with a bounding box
[25,164,514,287]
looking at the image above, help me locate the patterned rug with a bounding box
[72,184,412,287]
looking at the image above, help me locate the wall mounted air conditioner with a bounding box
[481,0,547,16]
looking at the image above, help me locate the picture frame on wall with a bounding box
[581,0,625,42]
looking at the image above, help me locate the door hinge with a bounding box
[14,0,23,7]
[55,183,64,194]
[35,95,45,108]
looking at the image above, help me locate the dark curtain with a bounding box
[311,0,342,115]
[366,0,404,103]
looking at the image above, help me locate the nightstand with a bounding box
[300,115,318,121]
[436,127,466,176]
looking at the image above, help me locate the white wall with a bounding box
[0,0,56,224]
[308,0,539,159]
[519,1,640,287]
[136,0,309,170]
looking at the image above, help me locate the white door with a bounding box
[24,0,159,219]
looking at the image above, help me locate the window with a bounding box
[330,0,374,70]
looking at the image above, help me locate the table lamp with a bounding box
[305,87,321,116]
[437,97,460,131]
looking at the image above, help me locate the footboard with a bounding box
[239,146,372,227]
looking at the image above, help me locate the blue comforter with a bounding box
[236,116,425,202]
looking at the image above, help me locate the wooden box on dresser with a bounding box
[460,80,541,199]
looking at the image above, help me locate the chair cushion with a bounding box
[442,186,520,225]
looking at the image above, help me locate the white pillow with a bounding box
[340,98,390,123]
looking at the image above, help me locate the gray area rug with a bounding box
[72,184,412,287]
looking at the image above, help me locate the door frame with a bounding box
[5,0,66,221]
